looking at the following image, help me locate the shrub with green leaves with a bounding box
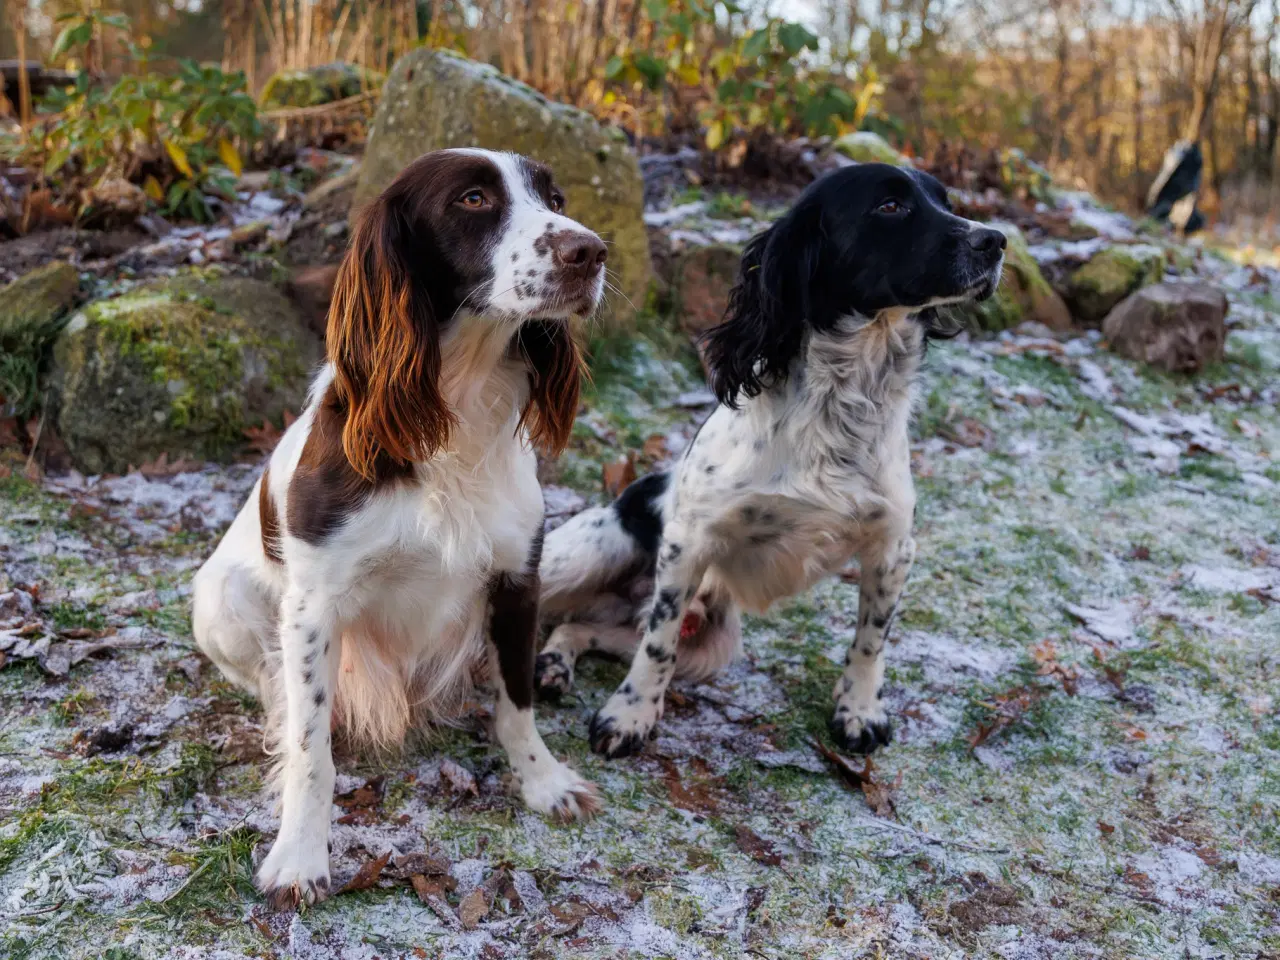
[21,14,262,223]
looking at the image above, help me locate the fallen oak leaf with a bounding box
[338,850,391,894]
[967,685,1047,750]
[439,758,479,797]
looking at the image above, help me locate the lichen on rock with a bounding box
[354,48,650,324]
[50,274,321,473]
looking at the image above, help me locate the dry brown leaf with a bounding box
[411,874,461,927]
[242,413,296,457]
[734,825,782,867]
[1030,640,1080,695]
[1097,820,1116,835]
[968,686,1047,750]
[642,434,669,460]
[336,776,384,824]
[338,850,391,894]
[657,756,724,815]
[939,417,996,450]
[811,740,898,819]
[440,758,479,797]
[458,888,490,930]
[602,453,636,497]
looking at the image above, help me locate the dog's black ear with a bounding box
[700,206,821,408]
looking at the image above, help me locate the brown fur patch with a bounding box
[259,466,283,563]
[287,383,414,545]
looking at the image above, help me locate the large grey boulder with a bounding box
[354,48,649,323]
[1102,282,1227,374]
[51,274,322,473]
[0,261,81,416]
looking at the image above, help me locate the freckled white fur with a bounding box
[191,149,602,908]
[538,312,924,753]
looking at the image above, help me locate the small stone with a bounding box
[1102,281,1227,374]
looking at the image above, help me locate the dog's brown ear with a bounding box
[516,320,583,456]
[327,195,454,479]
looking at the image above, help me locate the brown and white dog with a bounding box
[192,149,605,909]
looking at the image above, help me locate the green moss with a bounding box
[50,274,321,473]
[0,262,81,416]
[1066,244,1166,325]
[833,131,909,165]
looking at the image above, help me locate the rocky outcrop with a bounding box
[355,48,649,323]
[50,274,321,473]
[1102,282,1227,374]
[1064,244,1166,326]
[962,224,1071,333]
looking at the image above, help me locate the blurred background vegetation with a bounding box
[1,1,1277,226]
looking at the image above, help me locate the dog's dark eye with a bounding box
[549,192,565,213]
[875,199,908,216]
[458,189,489,209]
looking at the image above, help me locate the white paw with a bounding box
[588,687,662,759]
[257,835,332,911]
[519,760,600,822]
[830,699,893,755]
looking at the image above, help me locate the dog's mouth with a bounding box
[966,260,1004,302]
[539,274,605,318]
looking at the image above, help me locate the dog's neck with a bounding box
[748,311,924,465]
[436,316,534,453]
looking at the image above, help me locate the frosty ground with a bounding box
[2,254,1279,958]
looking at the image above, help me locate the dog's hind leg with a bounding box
[539,472,668,618]
[830,526,915,754]
[535,622,640,700]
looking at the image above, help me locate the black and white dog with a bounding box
[534,163,1006,757]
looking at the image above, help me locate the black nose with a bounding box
[969,228,1008,256]
[551,233,607,276]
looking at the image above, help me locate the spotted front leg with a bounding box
[831,531,915,754]
[257,586,340,911]
[589,538,702,759]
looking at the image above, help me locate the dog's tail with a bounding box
[539,471,669,617]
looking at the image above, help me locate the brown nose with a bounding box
[551,233,607,277]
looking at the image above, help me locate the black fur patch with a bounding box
[613,471,669,555]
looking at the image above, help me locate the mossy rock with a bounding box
[959,224,1071,334]
[1064,244,1166,327]
[833,132,909,166]
[0,262,82,416]
[354,48,649,324]
[50,275,322,473]
[260,62,381,109]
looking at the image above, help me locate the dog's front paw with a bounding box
[520,760,600,822]
[534,650,575,701]
[588,689,661,759]
[829,702,893,756]
[257,836,331,912]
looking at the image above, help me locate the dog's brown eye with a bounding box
[458,190,488,209]
[550,193,565,213]
[876,199,907,215]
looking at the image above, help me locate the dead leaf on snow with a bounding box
[458,888,490,929]
[1030,639,1080,695]
[811,740,898,819]
[939,417,996,450]
[439,758,479,797]
[657,755,725,815]
[335,776,384,824]
[734,825,782,867]
[338,850,391,894]
[1235,418,1262,438]
[968,685,1047,750]
[411,874,461,927]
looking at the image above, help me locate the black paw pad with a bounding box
[534,652,572,701]
[588,711,648,759]
[829,715,893,756]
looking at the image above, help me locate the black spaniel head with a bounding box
[702,163,1006,406]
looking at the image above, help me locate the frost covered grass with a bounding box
[1,288,1278,958]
